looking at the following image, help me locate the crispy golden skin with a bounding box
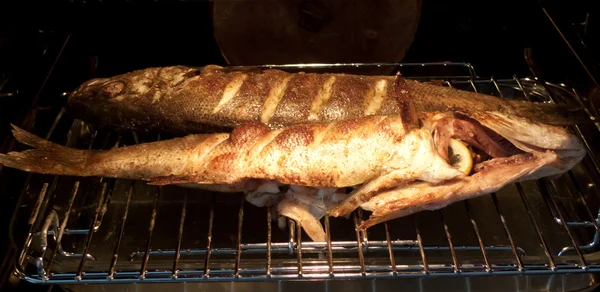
[66,65,587,135]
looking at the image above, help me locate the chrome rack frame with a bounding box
[6,62,600,285]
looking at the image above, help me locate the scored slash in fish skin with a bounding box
[213,73,248,113]
[66,65,588,135]
[309,76,337,120]
[364,79,388,116]
[0,108,586,241]
[260,75,294,124]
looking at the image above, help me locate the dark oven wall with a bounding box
[0,0,597,291]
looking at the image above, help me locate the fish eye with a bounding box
[184,69,202,78]
[103,81,125,97]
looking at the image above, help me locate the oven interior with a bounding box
[1,0,600,291]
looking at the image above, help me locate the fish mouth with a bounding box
[432,112,524,178]
[68,77,120,103]
[83,77,109,87]
[78,78,113,94]
[431,111,585,180]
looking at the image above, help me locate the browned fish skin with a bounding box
[0,115,413,189]
[66,65,585,135]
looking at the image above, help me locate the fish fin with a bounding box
[10,124,55,149]
[358,185,459,230]
[277,198,327,242]
[0,127,92,176]
[358,208,421,230]
[327,172,408,217]
[393,71,420,129]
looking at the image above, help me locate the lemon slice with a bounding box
[448,138,473,175]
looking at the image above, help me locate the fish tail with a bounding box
[0,125,93,176]
[10,124,55,149]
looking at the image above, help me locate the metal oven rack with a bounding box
[5,62,600,286]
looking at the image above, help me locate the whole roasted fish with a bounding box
[66,65,586,135]
[0,105,585,241]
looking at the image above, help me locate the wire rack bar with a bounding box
[172,192,188,279]
[491,193,524,271]
[234,198,245,278]
[203,195,216,278]
[516,183,557,270]
[108,184,134,279]
[76,182,109,280]
[324,216,334,276]
[413,217,429,275]
[541,181,588,269]
[45,181,81,277]
[287,219,295,254]
[353,212,367,276]
[490,76,503,96]
[17,183,49,267]
[266,207,272,277]
[139,187,161,280]
[357,209,369,253]
[439,211,460,273]
[468,79,478,92]
[555,174,600,256]
[296,221,303,276]
[463,201,491,272]
[127,241,523,258]
[567,172,600,233]
[228,62,478,79]
[559,231,600,256]
[16,266,600,284]
[383,222,397,275]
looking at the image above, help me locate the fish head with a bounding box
[68,66,204,103]
[358,110,586,229]
[66,66,211,128]
[460,110,585,178]
[426,109,586,182]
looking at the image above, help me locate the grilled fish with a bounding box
[66,65,587,135]
[0,107,585,241]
